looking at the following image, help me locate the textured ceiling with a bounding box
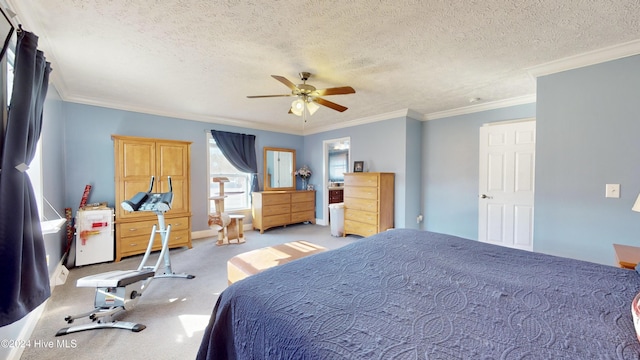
[8,0,640,134]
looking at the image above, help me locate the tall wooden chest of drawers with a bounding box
[252,190,316,233]
[343,172,394,237]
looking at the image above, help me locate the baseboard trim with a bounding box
[49,257,69,288]
[5,301,47,360]
[5,259,67,359]
[192,223,253,240]
[192,229,215,239]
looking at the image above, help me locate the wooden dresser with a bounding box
[112,135,192,261]
[252,190,316,233]
[344,172,394,237]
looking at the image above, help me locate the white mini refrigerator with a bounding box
[75,207,114,266]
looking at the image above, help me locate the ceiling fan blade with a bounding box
[271,75,298,91]
[246,94,292,98]
[314,97,348,112]
[314,86,356,96]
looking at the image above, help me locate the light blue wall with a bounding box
[303,117,409,228]
[404,117,423,229]
[63,102,303,232]
[41,88,67,274]
[46,55,640,268]
[421,104,536,240]
[535,54,640,265]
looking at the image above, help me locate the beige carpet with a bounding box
[21,224,357,360]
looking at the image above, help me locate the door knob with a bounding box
[480,194,492,199]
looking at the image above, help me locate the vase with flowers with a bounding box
[294,165,312,190]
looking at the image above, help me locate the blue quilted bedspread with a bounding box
[197,229,640,359]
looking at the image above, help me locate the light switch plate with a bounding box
[606,184,620,198]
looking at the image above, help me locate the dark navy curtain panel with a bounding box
[0,30,52,326]
[210,130,259,193]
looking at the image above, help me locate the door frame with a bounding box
[321,137,350,225]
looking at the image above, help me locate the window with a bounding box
[329,150,348,182]
[207,132,252,213]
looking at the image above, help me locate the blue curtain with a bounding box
[210,130,259,193]
[0,30,51,326]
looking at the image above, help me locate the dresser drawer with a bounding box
[264,203,290,215]
[292,201,314,212]
[345,197,377,212]
[292,191,314,203]
[168,229,190,247]
[118,233,154,254]
[262,193,291,205]
[345,209,378,225]
[345,173,379,187]
[117,219,158,238]
[118,229,190,256]
[263,213,291,227]
[344,186,378,200]
[167,217,189,231]
[291,210,314,223]
[344,220,377,238]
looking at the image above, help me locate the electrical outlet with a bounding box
[605,184,620,198]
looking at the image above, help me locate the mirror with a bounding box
[264,147,296,190]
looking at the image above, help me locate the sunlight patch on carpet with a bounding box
[179,314,210,337]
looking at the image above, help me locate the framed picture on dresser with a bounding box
[353,161,364,172]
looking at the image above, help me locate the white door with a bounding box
[478,120,535,251]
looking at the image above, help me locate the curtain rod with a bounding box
[204,129,255,136]
[1,4,18,31]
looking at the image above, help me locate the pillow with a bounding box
[632,292,640,342]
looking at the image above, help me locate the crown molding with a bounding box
[527,38,640,78]
[424,94,537,121]
[303,109,420,135]
[62,94,305,135]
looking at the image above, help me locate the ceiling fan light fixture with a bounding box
[291,99,305,116]
[306,100,320,115]
[248,72,355,118]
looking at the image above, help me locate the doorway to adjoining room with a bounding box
[322,137,350,227]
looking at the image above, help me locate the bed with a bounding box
[197,229,640,359]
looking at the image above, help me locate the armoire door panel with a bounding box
[157,143,188,177]
[121,142,155,178]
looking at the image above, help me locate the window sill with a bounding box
[41,218,67,235]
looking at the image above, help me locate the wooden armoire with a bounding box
[112,135,192,261]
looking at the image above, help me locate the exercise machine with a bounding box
[56,176,194,336]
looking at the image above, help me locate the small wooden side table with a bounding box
[613,244,640,269]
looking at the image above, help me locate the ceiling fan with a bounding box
[247,72,356,117]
